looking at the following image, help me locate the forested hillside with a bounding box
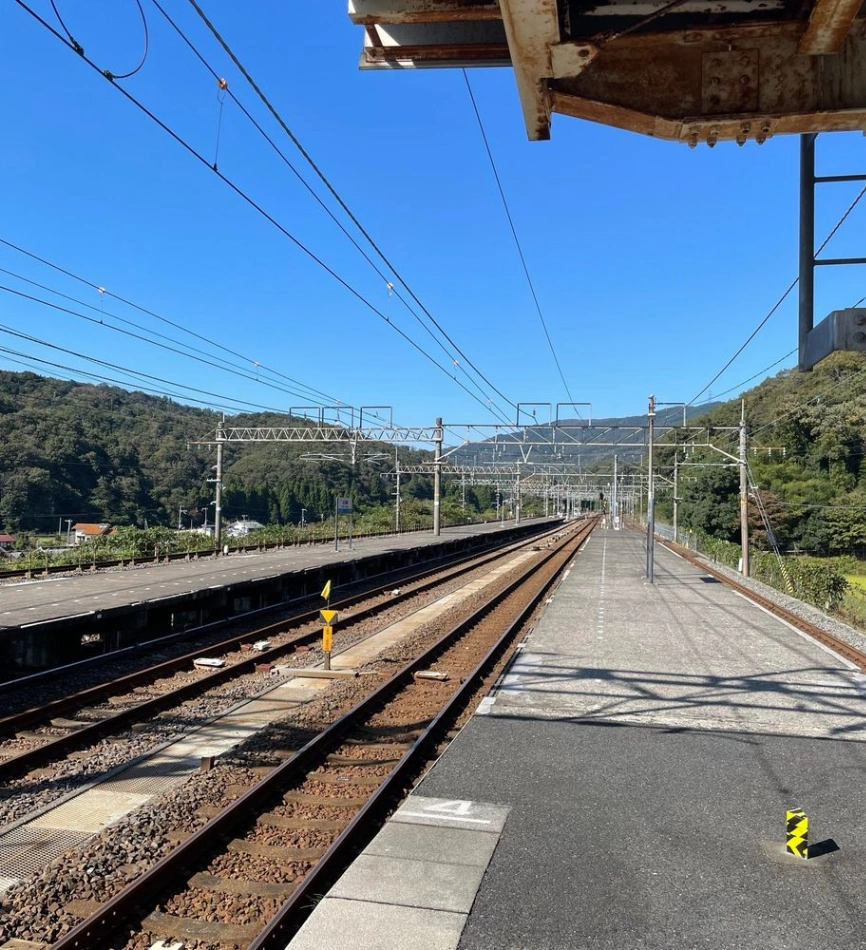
[658,352,866,556]
[6,353,866,555]
[0,372,435,533]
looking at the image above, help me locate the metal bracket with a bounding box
[801,308,866,370]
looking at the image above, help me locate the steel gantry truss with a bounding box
[192,405,747,555]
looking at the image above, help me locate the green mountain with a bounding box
[657,351,866,556]
[4,352,866,556]
[0,372,432,533]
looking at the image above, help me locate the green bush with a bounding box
[698,534,849,611]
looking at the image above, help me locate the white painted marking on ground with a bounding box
[398,812,492,824]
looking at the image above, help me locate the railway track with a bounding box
[34,518,594,949]
[661,538,866,671]
[0,526,566,780]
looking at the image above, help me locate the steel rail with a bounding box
[0,522,552,695]
[0,524,565,778]
[661,538,866,671]
[51,519,595,949]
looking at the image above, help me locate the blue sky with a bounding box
[1,1,865,437]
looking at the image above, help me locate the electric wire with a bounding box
[179,0,517,417]
[0,323,293,414]
[0,282,352,407]
[149,0,507,423]
[0,237,339,409]
[50,0,150,79]
[689,182,866,405]
[0,347,247,412]
[692,348,798,407]
[12,0,509,424]
[0,265,345,407]
[462,69,576,406]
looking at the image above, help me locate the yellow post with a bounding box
[786,809,809,859]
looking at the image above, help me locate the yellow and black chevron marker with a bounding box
[786,809,809,859]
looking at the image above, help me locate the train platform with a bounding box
[0,521,541,630]
[288,526,866,950]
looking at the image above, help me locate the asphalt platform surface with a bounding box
[0,521,537,629]
[291,526,866,950]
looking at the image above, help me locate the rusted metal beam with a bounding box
[498,0,559,140]
[348,0,501,24]
[364,41,511,63]
[549,24,866,144]
[798,0,863,54]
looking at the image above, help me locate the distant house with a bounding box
[72,523,111,545]
[0,534,14,552]
[226,519,264,538]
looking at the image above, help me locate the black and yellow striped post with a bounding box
[786,809,809,859]
[320,580,334,671]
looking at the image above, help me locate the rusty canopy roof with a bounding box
[349,0,866,146]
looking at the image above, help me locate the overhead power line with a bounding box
[0,322,292,414]
[0,237,342,409]
[0,347,243,412]
[150,0,510,422]
[690,182,866,405]
[462,70,576,406]
[692,348,798,408]
[0,264,342,407]
[12,0,512,425]
[177,0,517,419]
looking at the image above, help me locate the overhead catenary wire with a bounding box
[149,1,507,423]
[691,348,798,407]
[0,282,358,408]
[12,0,512,425]
[692,283,866,455]
[177,0,517,419]
[0,237,341,410]
[689,182,866,405]
[0,324,295,414]
[462,69,576,407]
[0,265,344,407]
[0,347,255,413]
[50,0,150,79]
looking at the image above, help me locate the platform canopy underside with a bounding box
[349,0,866,144]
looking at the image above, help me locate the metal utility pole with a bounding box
[213,421,225,553]
[799,133,816,371]
[612,454,618,529]
[646,395,656,583]
[433,417,443,537]
[348,439,357,550]
[334,496,340,552]
[515,472,521,525]
[673,456,679,545]
[177,505,187,530]
[739,401,750,578]
[395,449,402,533]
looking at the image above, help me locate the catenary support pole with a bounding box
[739,400,750,577]
[673,456,679,545]
[214,422,224,554]
[799,133,816,371]
[647,395,656,583]
[433,417,443,536]
[395,448,401,533]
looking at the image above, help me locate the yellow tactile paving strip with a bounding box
[30,791,151,833]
